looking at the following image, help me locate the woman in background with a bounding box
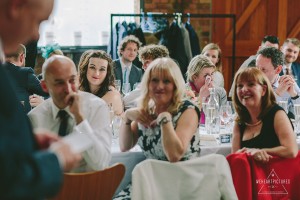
[201,43,224,88]
[78,50,123,115]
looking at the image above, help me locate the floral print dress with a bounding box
[114,100,201,200]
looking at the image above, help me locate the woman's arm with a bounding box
[102,90,124,116]
[263,110,298,158]
[231,122,242,153]
[119,112,139,152]
[160,108,198,162]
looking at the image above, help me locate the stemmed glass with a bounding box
[220,105,232,127]
[114,80,121,92]
[293,104,300,137]
[122,83,131,96]
[278,97,288,113]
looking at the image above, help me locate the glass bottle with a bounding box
[205,88,220,134]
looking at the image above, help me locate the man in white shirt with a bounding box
[229,35,280,97]
[28,55,112,172]
[279,38,300,86]
[256,47,300,118]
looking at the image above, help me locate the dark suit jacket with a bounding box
[4,62,48,113]
[0,63,62,199]
[113,59,143,90]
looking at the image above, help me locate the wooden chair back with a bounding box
[50,163,125,200]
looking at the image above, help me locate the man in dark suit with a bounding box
[0,0,81,199]
[113,35,143,92]
[279,38,300,87]
[5,44,48,113]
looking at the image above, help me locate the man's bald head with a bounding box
[42,55,77,80]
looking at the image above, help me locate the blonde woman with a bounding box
[201,43,224,87]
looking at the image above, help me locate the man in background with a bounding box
[113,35,143,91]
[279,38,300,87]
[0,0,81,199]
[229,35,280,97]
[28,55,112,172]
[256,47,300,118]
[5,44,48,113]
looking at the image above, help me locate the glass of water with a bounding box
[278,97,288,113]
[122,83,131,96]
[114,80,121,92]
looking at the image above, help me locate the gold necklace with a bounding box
[245,120,262,127]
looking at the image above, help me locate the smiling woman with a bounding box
[78,50,123,115]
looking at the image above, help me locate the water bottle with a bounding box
[205,88,220,134]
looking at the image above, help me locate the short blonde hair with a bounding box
[186,55,216,82]
[138,57,185,115]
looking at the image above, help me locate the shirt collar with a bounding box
[120,58,132,71]
[51,100,74,121]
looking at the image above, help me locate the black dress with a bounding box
[239,104,291,148]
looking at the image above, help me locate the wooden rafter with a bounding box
[225,0,261,41]
[288,19,300,38]
[278,0,287,41]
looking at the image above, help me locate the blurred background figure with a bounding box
[4,44,48,113]
[79,50,123,116]
[115,58,201,199]
[201,43,224,88]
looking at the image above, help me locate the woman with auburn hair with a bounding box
[78,50,123,115]
[231,67,297,160]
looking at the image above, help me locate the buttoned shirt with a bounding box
[28,91,112,172]
[120,58,132,83]
[272,75,300,116]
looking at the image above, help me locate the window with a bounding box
[38,0,136,47]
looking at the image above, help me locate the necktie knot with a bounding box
[58,110,69,137]
[286,67,291,75]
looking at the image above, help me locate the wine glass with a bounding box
[278,97,288,113]
[114,80,121,92]
[122,83,131,96]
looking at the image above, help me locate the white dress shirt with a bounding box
[272,75,300,115]
[28,91,112,172]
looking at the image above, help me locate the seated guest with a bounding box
[113,35,143,91]
[78,50,123,115]
[280,38,300,86]
[231,67,298,159]
[201,43,224,88]
[4,44,48,113]
[123,44,169,108]
[114,58,201,199]
[28,55,112,172]
[185,55,227,123]
[229,35,280,97]
[229,67,298,199]
[256,47,300,118]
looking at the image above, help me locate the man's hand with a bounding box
[65,92,84,124]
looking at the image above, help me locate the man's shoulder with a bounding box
[28,98,52,117]
[132,63,142,73]
[79,91,107,105]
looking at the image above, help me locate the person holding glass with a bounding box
[114,58,201,199]
[78,50,123,116]
[185,55,227,124]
